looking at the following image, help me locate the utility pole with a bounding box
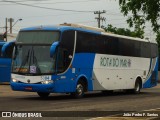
[4,18,21,41]
[8,18,14,34]
[94,10,106,28]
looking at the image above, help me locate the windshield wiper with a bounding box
[31,47,41,74]
[18,49,30,72]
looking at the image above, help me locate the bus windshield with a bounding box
[16,31,60,44]
[12,30,60,75]
[12,45,55,75]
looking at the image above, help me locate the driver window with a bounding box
[57,47,69,73]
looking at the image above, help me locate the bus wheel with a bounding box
[71,81,85,98]
[37,92,50,98]
[127,80,141,94]
[133,80,141,94]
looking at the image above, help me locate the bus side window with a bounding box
[151,44,158,58]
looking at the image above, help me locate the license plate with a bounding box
[25,86,32,91]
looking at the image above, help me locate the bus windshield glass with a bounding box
[12,45,55,75]
[16,31,60,44]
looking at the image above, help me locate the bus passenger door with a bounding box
[55,47,74,92]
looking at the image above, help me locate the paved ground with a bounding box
[0,84,160,120]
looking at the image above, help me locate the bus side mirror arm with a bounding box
[50,41,59,57]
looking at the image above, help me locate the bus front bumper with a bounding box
[10,82,54,93]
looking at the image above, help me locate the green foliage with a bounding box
[119,0,160,54]
[103,24,144,39]
[119,0,160,32]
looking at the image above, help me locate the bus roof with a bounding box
[20,24,102,34]
[59,23,105,32]
[20,23,157,44]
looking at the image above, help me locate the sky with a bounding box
[0,0,156,41]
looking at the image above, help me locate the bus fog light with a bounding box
[12,78,18,83]
[41,80,53,84]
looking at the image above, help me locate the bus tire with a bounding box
[127,79,141,94]
[37,92,50,98]
[133,80,141,94]
[71,81,85,98]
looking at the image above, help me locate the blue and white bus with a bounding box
[0,40,12,83]
[3,23,158,98]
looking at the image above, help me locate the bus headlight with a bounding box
[41,80,53,84]
[12,78,18,83]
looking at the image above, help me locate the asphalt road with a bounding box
[1,84,160,120]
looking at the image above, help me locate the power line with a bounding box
[0,0,52,2]
[12,28,20,32]
[32,0,100,5]
[22,0,100,4]
[1,0,94,12]
[0,12,89,20]
[0,0,101,5]
[0,0,100,4]
[106,18,126,21]
[21,12,90,19]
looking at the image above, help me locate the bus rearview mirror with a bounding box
[2,40,15,58]
[50,41,59,57]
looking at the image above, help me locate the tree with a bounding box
[119,0,160,55]
[103,24,144,38]
[119,0,160,32]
